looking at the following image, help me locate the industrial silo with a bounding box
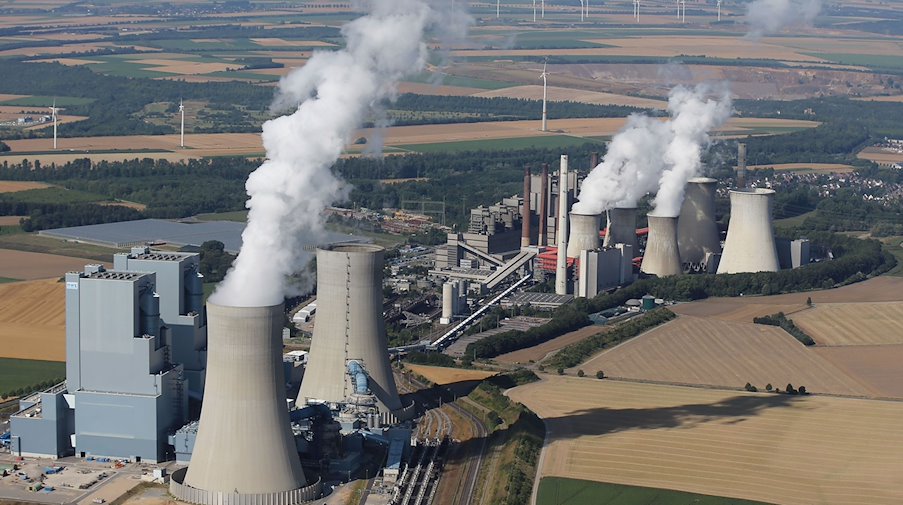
[566,211,602,258]
[717,188,780,274]
[677,177,721,266]
[173,302,313,504]
[641,215,682,277]
[603,206,638,253]
[298,244,406,419]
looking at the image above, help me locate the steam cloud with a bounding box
[572,84,732,217]
[213,0,462,307]
[746,0,822,37]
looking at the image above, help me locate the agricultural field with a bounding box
[509,376,903,505]
[0,278,66,361]
[813,346,903,399]
[473,85,668,109]
[404,364,497,385]
[746,162,856,173]
[0,181,50,193]
[858,145,903,166]
[0,357,65,396]
[577,315,877,397]
[496,325,607,364]
[0,249,100,281]
[536,477,769,505]
[791,302,903,346]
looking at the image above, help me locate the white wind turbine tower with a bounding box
[634,0,640,21]
[717,0,722,21]
[677,0,686,22]
[533,0,537,22]
[49,99,58,150]
[579,0,585,21]
[179,99,185,148]
[540,62,550,132]
[496,0,500,18]
[542,0,545,18]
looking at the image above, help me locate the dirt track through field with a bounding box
[509,376,903,505]
[578,315,876,397]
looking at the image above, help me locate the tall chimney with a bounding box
[718,188,780,274]
[555,155,569,295]
[538,164,549,246]
[590,151,599,169]
[522,166,532,248]
[737,143,747,189]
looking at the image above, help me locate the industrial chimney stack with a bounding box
[717,188,780,274]
[522,166,532,248]
[677,177,721,266]
[538,164,549,247]
[555,155,569,295]
[737,143,747,189]
[641,215,682,277]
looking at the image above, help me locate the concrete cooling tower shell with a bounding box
[298,244,406,418]
[717,188,780,274]
[603,207,638,253]
[173,302,317,505]
[566,212,602,258]
[677,177,721,264]
[641,215,682,277]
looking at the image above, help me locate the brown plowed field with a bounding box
[858,146,903,165]
[0,249,99,280]
[0,278,65,361]
[577,316,873,396]
[792,302,903,346]
[0,181,50,193]
[670,300,811,321]
[509,376,903,505]
[405,365,496,385]
[496,325,606,364]
[473,85,667,109]
[814,345,903,398]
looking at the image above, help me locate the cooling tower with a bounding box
[175,302,310,504]
[603,206,638,253]
[298,244,405,417]
[717,188,780,274]
[677,177,721,265]
[641,215,682,277]
[566,212,601,259]
[555,155,569,295]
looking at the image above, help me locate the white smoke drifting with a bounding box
[572,84,731,217]
[213,1,461,307]
[746,0,822,37]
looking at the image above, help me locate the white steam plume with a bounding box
[212,0,463,307]
[746,0,821,37]
[652,85,732,216]
[572,84,731,216]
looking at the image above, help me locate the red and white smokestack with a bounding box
[522,166,532,248]
[538,163,549,247]
[737,143,747,189]
[590,151,599,169]
[555,155,569,295]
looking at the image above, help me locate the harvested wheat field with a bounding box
[0,249,98,280]
[670,299,810,322]
[473,85,668,109]
[578,315,873,396]
[747,162,856,173]
[397,82,483,96]
[405,365,496,385]
[854,95,903,103]
[509,376,903,505]
[30,57,102,66]
[0,151,202,164]
[0,180,51,193]
[0,278,66,361]
[0,216,24,226]
[496,325,607,364]
[792,302,903,346]
[814,345,903,398]
[858,146,903,165]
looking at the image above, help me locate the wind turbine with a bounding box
[634,0,640,22]
[677,0,686,22]
[579,0,585,21]
[540,62,549,132]
[533,0,537,22]
[717,0,722,21]
[49,99,58,150]
[497,0,500,18]
[542,0,545,18]
[179,99,185,148]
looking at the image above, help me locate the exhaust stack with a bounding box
[555,155,569,295]
[717,188,779,274]
[176,302,309,502]
[677,177,721,265]
[641,215,682,277]
[737,143,747,189]
[603,206,638,253]
[538,164,549,246]
[522,166,532,248]
[566,212,602,259]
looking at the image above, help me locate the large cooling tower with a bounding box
[566,212,601,259]
[641,215,682,277]
[177,302,308,502]
[717,188,780,274]
[298,244,404,416]
[677,177,721,265]
[603,206,638,253]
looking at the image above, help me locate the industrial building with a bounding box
[9,247,207,463]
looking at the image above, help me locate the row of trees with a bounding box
[753,312,816,346]
[0,377,63,400]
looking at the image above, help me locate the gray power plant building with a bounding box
[9,247,207,463]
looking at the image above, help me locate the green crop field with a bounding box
[0,358,65,397]
[537,478,772,505]
[0,187,109,205]
[397,135,604,153]
[809,53,903,70]
[0,96,94,107]
[405,72,513,90]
